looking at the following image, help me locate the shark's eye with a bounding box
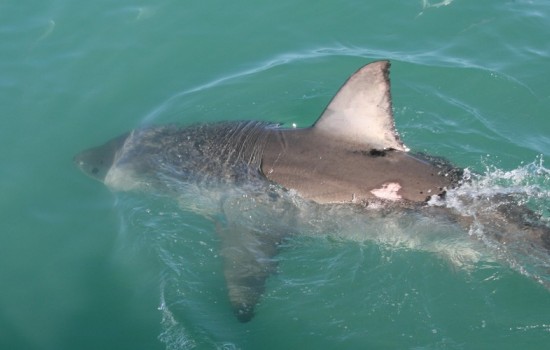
[91,167,99,175]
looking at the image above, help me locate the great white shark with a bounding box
[75,61,550,322]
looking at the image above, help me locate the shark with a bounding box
[74,61,550,322]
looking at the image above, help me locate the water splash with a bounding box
[447,156,549,218]
[441,156,550,286]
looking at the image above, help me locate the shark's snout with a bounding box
[74,133,129,182]
[73,149,111,181]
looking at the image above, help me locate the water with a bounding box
[2,0,550,349]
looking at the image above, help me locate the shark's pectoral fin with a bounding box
[218,224,281,322]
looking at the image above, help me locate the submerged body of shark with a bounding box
[75,61,550,322]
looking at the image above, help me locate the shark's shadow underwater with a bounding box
[75,61,550,322]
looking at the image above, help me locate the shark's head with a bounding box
[74,133,129,182]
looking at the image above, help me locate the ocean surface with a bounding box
[1,0,550,349]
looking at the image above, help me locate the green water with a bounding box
[2,0,550,349]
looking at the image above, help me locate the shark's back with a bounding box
[262,128,460,204]
[101,121,273,191]
[260,61,460,205]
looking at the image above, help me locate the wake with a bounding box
[439,157,550,286]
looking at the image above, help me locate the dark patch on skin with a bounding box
[369,149,387,157]
[352,148,395,157]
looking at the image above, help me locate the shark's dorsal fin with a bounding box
[313,61,407,151]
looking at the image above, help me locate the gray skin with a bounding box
[74,61,550,322]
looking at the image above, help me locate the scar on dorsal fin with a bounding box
[313,61,407,152]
